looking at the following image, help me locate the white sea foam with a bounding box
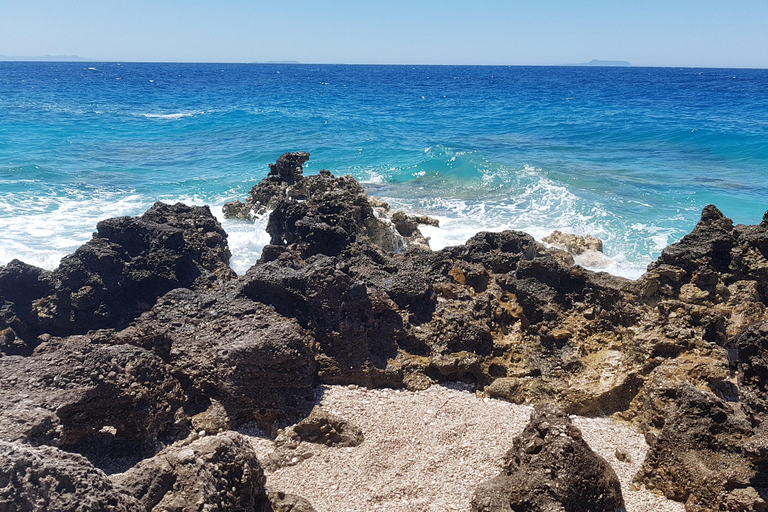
[140,112,199,119]
[370,163,657,280]
[0,191,148,270]
[211,205,271,275]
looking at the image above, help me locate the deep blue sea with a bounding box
[2,62,767,278]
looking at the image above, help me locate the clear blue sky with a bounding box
[1,0,767,67]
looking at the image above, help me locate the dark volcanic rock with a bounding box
[0,335,186,448]
[737,321,768,422]
[0,202,234,345]
[0,260,54,354]
[112,431,268,512]
[223,152,310,220]
[123,284,317,428]
[0,440,141,511]
[635,384,768,512]
[266,169,402,256]
[241,247,407,388]
[471,404,624,512]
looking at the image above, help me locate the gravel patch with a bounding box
[242,383,684,512]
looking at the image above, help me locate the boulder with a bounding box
[264,491,317,512]
[0,440,141,511]
[0,335,186,448]
[542,230,604,255]
[634,384,767,511]
[291,408,364,447]
[122,284,317,428]
[112,431,268,512]
[265,408,364,470]
[0,202,234,344]
[241,248,407,388]
[471,404,624,512]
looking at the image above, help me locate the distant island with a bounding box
[0,55,93,62]
[564,59,631,67]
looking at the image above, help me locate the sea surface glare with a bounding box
[2,63,767,278]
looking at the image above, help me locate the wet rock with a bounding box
[123,284,317,428]
[0,335,185,448]
[471,404,624,512]
[223,152,310,220]
[267,169,404,256]
[542,230,604,255]
[0,440,141,511]
[224,154,406,255]
[112,431,268,512]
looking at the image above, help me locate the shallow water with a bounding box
[2,63,767,278]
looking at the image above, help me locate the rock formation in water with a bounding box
[2,152,768,510]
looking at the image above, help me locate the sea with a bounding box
[2,62,767,279]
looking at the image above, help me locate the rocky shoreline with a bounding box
[2,152,768,511]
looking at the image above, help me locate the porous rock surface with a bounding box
[0,335,185,448]
[1,153,768,511]
[471,403,625,512]
[0,202,234,349]
[121,284,317,428]
[0,440,142,511]
[634,384,767,512]
[223,151,310,220]
[111,431,268,512]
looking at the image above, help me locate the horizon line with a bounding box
[1,58,766,70]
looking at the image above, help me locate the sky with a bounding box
[1,0,767,68]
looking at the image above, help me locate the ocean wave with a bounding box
[0,191,148,270]
[356,147,662,279]
[140,112,200,119]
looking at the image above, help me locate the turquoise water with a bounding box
[1,62,767,277]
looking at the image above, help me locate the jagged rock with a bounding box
[0,440,142,511]
[122,285,317,428]
[267,169,405,256]
[0,202,234,345]
[3,161,768,512]
[737,321,768,422]
[0,335,186,448]
[190,398,231,435]
[223,152,310,220]
[0,259,54,353]
[542,230,604,255]
[112,431,269,512]
[471,404,624,512]
[634,384,767,511]
[241,248,407,388]
[642,204,768,308]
